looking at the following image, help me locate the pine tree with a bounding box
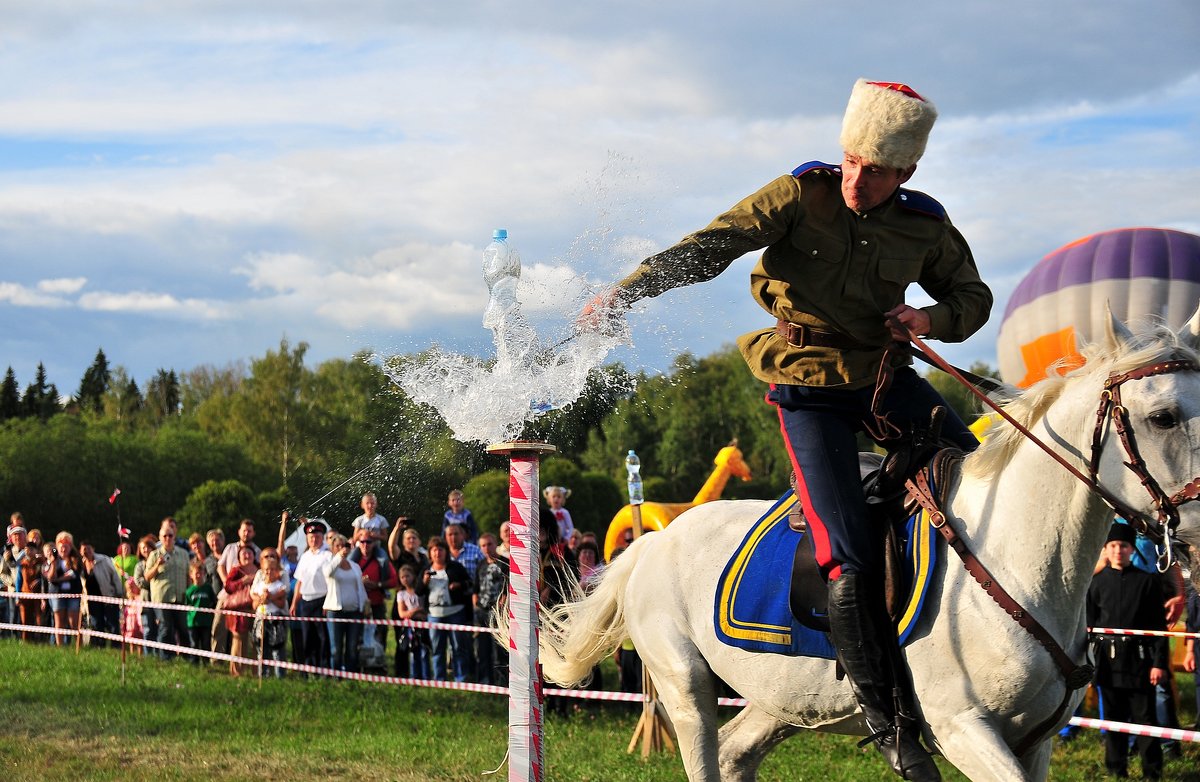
[0,367,20,420]
[21,363,60,420]
[145,367,181,422]
[76,348,111,413]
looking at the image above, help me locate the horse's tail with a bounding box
[495,536,648,688]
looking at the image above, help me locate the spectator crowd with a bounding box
[0,488,638,692]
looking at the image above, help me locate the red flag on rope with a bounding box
[109,488,122,504]
[117,523,131,538]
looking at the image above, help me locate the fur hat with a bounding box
[1105,522,1137,546]
[840,79,938,170]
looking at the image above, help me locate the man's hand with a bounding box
[1165,595,1184,626]
[1149,666,1167,687]
[576,288,628,334]
[1185,643,1196,673]
[884,304,931,341]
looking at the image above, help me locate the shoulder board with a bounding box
[895,188,946,221]
[791,160,841,178]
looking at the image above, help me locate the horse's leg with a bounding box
[642,645,722,781]
[717,705,799,782]
[936,715,1037,782]
[1017,738,1054,781]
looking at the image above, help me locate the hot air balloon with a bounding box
[997,227,1200,387]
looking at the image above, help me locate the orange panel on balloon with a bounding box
[1018,326,1085,388]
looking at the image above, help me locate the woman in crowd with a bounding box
[576,540,602,590]
[132,534,158,646]
[322,532,367,674]
[423,536,472,682]
[46,532,83,646]
[222,545,258,676]
[389,525,429,576]
[250,547,289,678]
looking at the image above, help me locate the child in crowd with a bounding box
[122,577,143,654]
[442,489,479,544]
[18,542,47,641]
[394,564,429,679]
[184,560,216,663]
[543,486,575,543]
[250,548,290,678]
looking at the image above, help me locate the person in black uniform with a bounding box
[1087,522,1171,779]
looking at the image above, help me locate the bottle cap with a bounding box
[493,229,508,240]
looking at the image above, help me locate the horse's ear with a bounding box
[1179,301,1200,351]
[1101,302,1134,351]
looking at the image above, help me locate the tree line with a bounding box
[0,342,997,547]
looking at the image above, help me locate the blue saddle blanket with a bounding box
[713,490,940,657]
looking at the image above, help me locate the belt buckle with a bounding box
[788,323,808,348]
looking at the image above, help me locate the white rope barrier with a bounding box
[1068,717,1200,744]
[1090,626,1199,640]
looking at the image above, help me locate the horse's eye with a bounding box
[1148,410,1178,429]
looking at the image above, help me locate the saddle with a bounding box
[788,407,958,633]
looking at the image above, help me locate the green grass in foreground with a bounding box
[0,642,1196,781]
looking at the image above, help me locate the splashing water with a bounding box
[385,232,630,445]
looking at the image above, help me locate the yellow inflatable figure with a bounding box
[603,443,752,562]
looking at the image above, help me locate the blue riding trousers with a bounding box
[768,366,978,581]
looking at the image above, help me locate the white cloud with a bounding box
[77,290,228,319]
[36,277,87,294]
[0,282,71,308]
[238,244,488,329]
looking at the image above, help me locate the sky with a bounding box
[1,0,1198,399]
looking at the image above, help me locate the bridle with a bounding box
[1087,359,1200,564]
[896,320,1200,570]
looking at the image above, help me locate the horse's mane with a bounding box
[965,318,1200,479]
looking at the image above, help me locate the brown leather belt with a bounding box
[774,319,870,350]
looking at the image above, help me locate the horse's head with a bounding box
[1080,305,1200,555]
[969,304,1200,561]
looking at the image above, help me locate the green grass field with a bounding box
[0,642,1196,781]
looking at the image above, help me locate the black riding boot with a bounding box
[828,572,941,782]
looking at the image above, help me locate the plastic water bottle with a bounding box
[482,228,521,329]
[625,449,644,505]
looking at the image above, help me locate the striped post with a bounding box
[487,440,556,782]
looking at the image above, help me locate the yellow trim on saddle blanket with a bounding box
[715,491,938,652]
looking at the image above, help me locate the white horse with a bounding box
[537,311,1200,781]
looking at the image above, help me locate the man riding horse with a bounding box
[583,79,992,781]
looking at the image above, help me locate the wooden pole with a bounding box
[623,455,675,758]
[487,440,557,782]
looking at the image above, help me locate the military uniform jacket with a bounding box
[617,163,992,389]
[1086,565,1170,689]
